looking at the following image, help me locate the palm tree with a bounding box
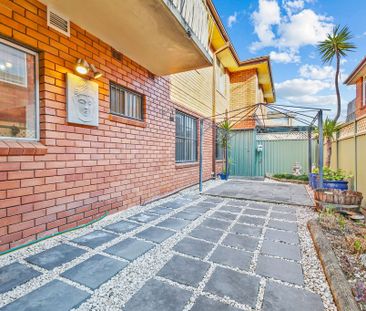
[317,25,356,123]
[314,118,341,167]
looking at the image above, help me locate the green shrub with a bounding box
[272,173,309,182]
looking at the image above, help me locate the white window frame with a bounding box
[0,38,39,141]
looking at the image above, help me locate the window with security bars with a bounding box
[175,111,197,163]
[110,82,143,120]
[216,127,224,160]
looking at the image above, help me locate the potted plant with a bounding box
[217,120,232,180]
[312,167,352,190]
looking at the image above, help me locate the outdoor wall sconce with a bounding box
[75,58,103,79]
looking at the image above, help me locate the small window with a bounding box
[216,127,224,160]
[0,39,38,140]
[110,82,143,120]
[175,111,197,163]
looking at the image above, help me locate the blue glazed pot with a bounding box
[323,180,348,191]
[218,173,229,180]
[309,173,318,189]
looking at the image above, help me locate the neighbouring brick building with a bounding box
[0,0,275,250]
[344,56,366,119]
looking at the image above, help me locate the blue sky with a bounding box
[212,0,366,120]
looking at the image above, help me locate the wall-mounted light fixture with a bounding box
[74,58,103,79]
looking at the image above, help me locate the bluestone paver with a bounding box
[191,296,241,311]
[204,266,260,307]
[156,218,190,231]
[211,211,237,221]
[200,218,231,230]
[230,223,262,237]
[261,240,301,261]
[270,211,297,222]
[104,220,140,234]
[268,219,298,232]
[25,244,85,270]
[209,245,252,270]
[173,237,214,259]
[262,281,324,311]
[1,280,90,311]
[72,230,118,248]
[136,227,175,243]
[104,238,155,261]
[128,212,159,223]
[160,200,188,209]
[174,211,200,221]
[222,233,259,252]
[243,208,267,217]
[124,279,191,311]
[61,254,127,289]
[0,262,41,294]
[256,255,304,285]
[238,215,266,226]
[148,206,172,216]
[157,255,210,287]
[184,205,210,214]
[220,205,242,214]
[189,226,224,243]
[264,228,299,244]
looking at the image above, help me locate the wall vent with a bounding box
[111,48,122,61]
[47,8,70,36]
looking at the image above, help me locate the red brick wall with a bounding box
[0,0,215,251]
[355,77,366,118]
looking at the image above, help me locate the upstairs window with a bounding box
[216,59,226,96]
[110,82,143,120]
[0,39,38,140]
[175,111,197,163]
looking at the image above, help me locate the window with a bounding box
[175,111,197,163]
[216,127,223,160]
[0,39,38,140]
[110,82,143,120]
[216,59,226,95]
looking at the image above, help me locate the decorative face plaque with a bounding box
[66,73,99,126]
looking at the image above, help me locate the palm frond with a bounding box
[317,24,356,64]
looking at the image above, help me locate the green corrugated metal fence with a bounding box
[229,130,318,177]
[256,139,318,176]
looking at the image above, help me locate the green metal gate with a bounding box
[229,130,318,177]
[229,130,256,177]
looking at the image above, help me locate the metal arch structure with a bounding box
[198,103,330,193]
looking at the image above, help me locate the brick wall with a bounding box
[355,77,366,118]
[229,69,257,129]
[0,0,218,251]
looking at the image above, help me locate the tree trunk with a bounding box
[334,52,341,123]
[326,137,332,167]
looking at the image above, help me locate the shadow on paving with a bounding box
[204,180,314,207]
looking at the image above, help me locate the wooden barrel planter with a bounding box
[314,189,363,212]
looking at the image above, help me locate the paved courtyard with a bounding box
[0,183,332,311]
[205,179,314,206]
